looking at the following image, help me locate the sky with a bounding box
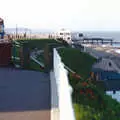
[0,0,120,31]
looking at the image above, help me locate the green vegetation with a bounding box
[12,38,63,71]
[29,59,44,72]
[58,48,96,79]
[74,104,102,120]
[71,72,120,120]
[58,47,120,120]
[17,38,63,50]
[36,53,44,64]
[73,81,120,120]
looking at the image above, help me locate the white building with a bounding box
[55,29,72,44]
[71,32,84,41]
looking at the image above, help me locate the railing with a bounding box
[12,41,21,68]
[51,48,75,120]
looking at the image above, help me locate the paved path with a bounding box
[0,67,50,120]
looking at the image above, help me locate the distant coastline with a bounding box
[4,28,120,43]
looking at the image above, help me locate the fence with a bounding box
[51,48,75,120]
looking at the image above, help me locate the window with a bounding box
[66,33,70,35]
[67,37,70,40]
[60,33,63,35]
[109,62,112,67]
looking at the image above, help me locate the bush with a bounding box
[58,48,97,79]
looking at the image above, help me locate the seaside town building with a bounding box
[55,29,72,44]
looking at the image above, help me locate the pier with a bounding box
[72,37,113,45]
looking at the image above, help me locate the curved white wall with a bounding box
[51,48,75,120]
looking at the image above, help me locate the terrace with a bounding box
[0,38,74,120]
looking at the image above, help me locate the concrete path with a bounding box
[0,67,50,120]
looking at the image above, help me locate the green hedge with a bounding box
[72,76,120,120]
[16,39,63,50]
[58,48,96,79]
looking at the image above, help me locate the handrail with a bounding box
[30,55,45,67]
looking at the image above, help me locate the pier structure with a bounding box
[73,37,113,45]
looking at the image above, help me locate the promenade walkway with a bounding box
[0,67,50,120]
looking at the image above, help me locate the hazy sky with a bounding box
[1,0,120,31]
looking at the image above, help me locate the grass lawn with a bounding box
[58,48,97,79]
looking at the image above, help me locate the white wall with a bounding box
[55,29,72,44]
[51,48,75,120]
